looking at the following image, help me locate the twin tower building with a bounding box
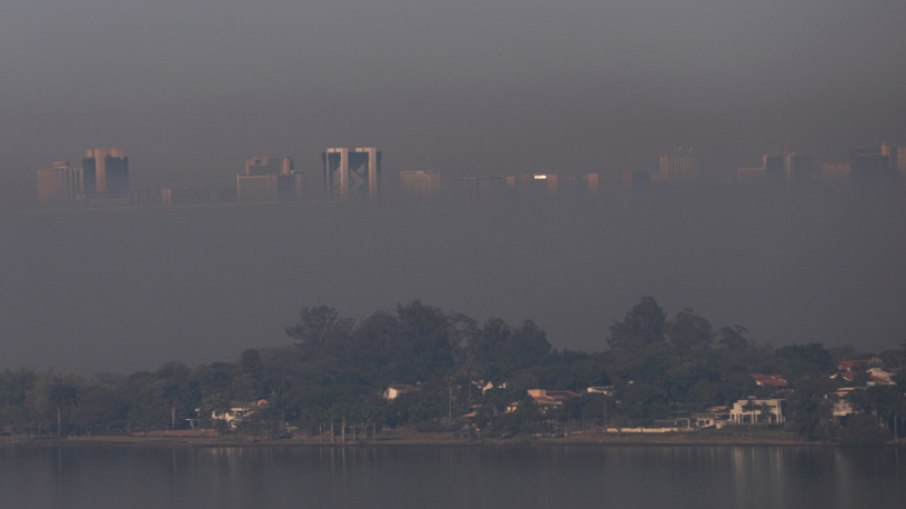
[238,147,382,203]
[37,146,382,208]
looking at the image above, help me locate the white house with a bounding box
[383,384,420,401]
[729,398,786,425]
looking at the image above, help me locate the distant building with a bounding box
[729,398,786,425]
[584,173,601,194]
[162,188,210,206]
[526,389,581,407]
[208,399,269,430]
[819,162,851,185]
[400,169,441,198]
[236,156,303,203]
[763,155,786,182]
[459,176,506,201]
[383,384,420,401]
[586,386,615,397]
[851,148,893,184]
[736,166,767,183]
[749,373,789,388]
[322,147,381,202]
[784,153,813,186]
[516,173,559,197]
[897,146,906,177]
[658,147,697,184]
[82,148,129,199]
[37,160,83,208]
[622,170,652,189]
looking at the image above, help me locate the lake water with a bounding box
[0,445,903,508]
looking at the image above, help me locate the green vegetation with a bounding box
[1,298,903,443]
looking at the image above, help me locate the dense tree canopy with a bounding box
[0,298,902,443]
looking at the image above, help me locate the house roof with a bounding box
[749,373,789,387]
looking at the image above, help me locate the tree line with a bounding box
[1,298,903,442]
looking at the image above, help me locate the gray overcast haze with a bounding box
[1,0,906,372]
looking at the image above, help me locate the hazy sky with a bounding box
[2,189,905,373]
[2,0,906,207]
[2,1,906,373]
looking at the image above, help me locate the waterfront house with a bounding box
[729,398,786,425]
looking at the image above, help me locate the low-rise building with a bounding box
[527,389,581,407]
[209,399,269,429]
[383,384,420,401]
[729,398,786,425]
[749,373,789,388]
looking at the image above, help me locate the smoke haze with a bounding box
[2,187,904,372]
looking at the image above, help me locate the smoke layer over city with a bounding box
[1,1,905,372]
[2,189,904,373]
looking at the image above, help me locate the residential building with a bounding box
[729,398,786,425]
[400,169,441,198]
[236,156,303,203]
[209,399,269,430]
[658,147,697,184]
[383,384,420,401]
[749,373,789,388]
[37,160,83,208]
[527,389,581,407]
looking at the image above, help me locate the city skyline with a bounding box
[2,1,905,210]
[31,135,906,209]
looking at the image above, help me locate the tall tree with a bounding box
[47,382,80,438]
[607,297,666,351]
[667,309,713,352]
[286,305,354,348]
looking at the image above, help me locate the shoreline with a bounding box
[2,430,902,448]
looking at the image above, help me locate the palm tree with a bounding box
[47,382,80,438]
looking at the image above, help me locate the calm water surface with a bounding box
[0,445,903,509]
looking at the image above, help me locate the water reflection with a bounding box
[0,445,903,509]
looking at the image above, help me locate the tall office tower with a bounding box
[236,156,303,203]
[897,147,906,176]
[584,173,600,194]
[322,147,382,201]
[763,155,786,181]
[82,148,128,198]
[880,141,893,167]
[850,148,892,184]
[657,147,697,183]
[37,160,83,208]
[784,153,813,186]
[400,170,441,198]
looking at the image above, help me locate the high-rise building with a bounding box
[400,170,441,198]
[82,148,128,198]
[236,156,303,203]
[657,147,697,183]
[763,155,785,181]
[322,147,381,202]
[37,160,83,208]
[897,146,906,177]
[850,148,892,184]
[784,153,813,186]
